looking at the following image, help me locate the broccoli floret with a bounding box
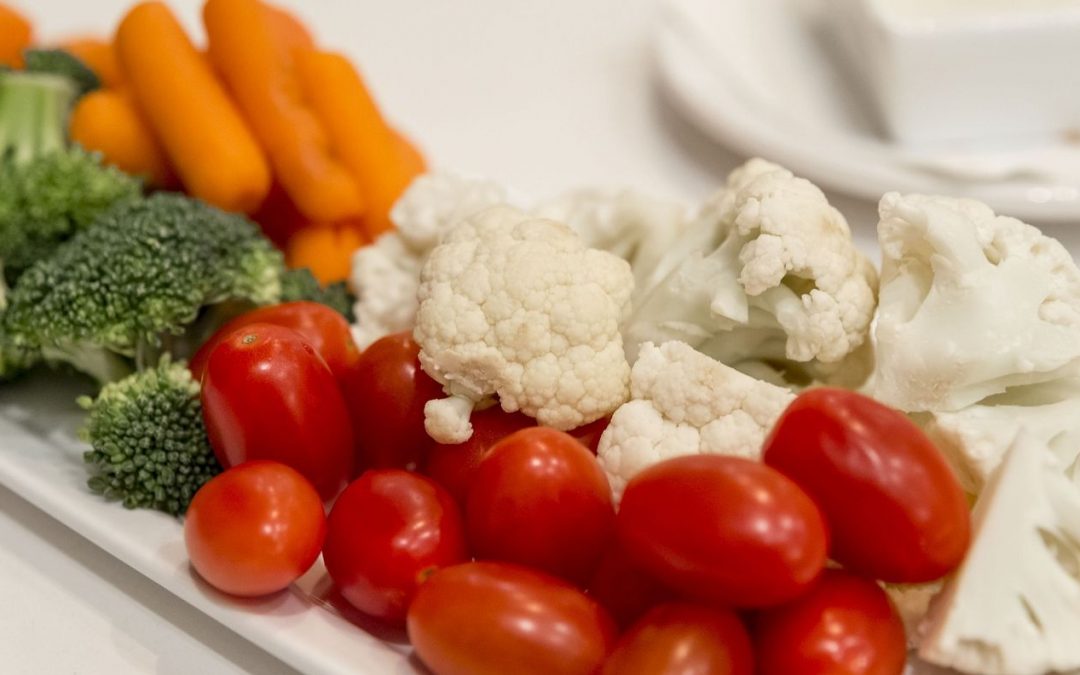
[78,357,221,516]
[0,269,37,379]
[3,193,285,384]
[23,49,100,99]
[280,266,356,321]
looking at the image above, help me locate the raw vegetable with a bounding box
[184,461,325,597]
[415,205,634,443]
[752,570,907,675]
[597,340,794,502]
[586,538,673,630]
[0,3,32,68]
[204,0,365,223]
[69,89,176,187]
[79,356,220,516]
[285,223,365,285]
[602,604,754,675]
[56,37,124,88]
[617,454,827,608]
[763,388,971,583]
[323,470,468,624]
[2,194,282,384]
[465,428,615,585]
[407,561,617,675]
[200,322,354,501]
[22,49,100,99]
[115,1,271,213]
[263,2,314,51]
[279,266,355,321]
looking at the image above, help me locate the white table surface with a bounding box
[3,1,1079,673]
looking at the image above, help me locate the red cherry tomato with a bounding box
[569,416,610,455]
[618,455,828,608]
[602,603,754,675]
[323,470,468,624]
[184,461,326,597]
[762,388,971,583]
[201,323,354,500]
[340,332,443,472]
[424,407,535,505]
[466,428,615,585]
[407,561,617,675]
[752,569,907,675]
[587,537,674,629]
[189,301,359,384]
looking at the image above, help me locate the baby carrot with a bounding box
[204,0,365,223]
[0,3,32,69]
[296,50,423,237]
[115,1,271,213]
[264,2,314,52]
[285,224,366,285]
[70,89,177,188]
[392,128,428,178]
[57,37,124,88]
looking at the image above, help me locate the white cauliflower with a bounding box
[597,340,795,502]
[869,193,1080,412]
[622,159,878,384]
[414,205,634,443]
[349,172,509,349]
[885,582,943,650]
[918,432,1080,675]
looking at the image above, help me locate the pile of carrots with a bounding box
[1,0,426,284]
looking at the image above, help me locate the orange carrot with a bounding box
[115,2,271,213]
[264,2,314,52]
[203,0,364,223]
[57,37,124,88]
[297,50,424,238]
[70,89,177,188]
[0,3,32,69]
[285,224,366,285]
[392,128,428,178]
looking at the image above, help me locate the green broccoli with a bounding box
[3,193,285,384]
[78,357,221,516]
[22,49,101,99]
[280,266,356,321]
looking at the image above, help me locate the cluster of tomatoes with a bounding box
[179,301,973,675]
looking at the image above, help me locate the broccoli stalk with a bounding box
[0,71,74,163]
[79,357,222,516]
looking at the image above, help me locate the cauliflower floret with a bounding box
[868,193,1080,412]
[349,172,509,349]
[622,159,878,384]
[415,205,634,443]
[918,432,1080,675]
[885,582,943,650]
[597,340,795,502]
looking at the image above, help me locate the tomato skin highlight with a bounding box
[466,427,616,585]
[407,561,617,675]
[184,461,326,597]
[752,569,907,675]
[323,469,468,624]
[602,603,754,675]
[617,455,828,608]
[763,388,971,583]
[189,301,359,385]
[340,331,443,472]
[201,323,355,500]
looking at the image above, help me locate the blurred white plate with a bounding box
[655,0,1080,224]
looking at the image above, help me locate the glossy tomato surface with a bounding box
[341,331,443,472]
[184,461,326,597]
[618,455,828,608]
[466,427,615,584]
[602,603,754,675]
[752,569,907,675]
[201,323,354,500]
[189,301,359,384]
[587,537,674,629]
[423,407,535,505]
[762,388,970,583]
[407,561,617,675]
[323,470,468,624]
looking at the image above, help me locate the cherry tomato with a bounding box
[189,301,359,385]
[466,428,615,585]
[762,388,971,583]
[184,461,325,597]
[341,332,443,472]
[407,561,617,675]
[587,537,674,629]
[424,407,535,505]
[201,323,354,500]
[323,470,468,624]
[618,455,827,608]
[569,416,610,455]
[752,569,907,675]
[602,603,754,675]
